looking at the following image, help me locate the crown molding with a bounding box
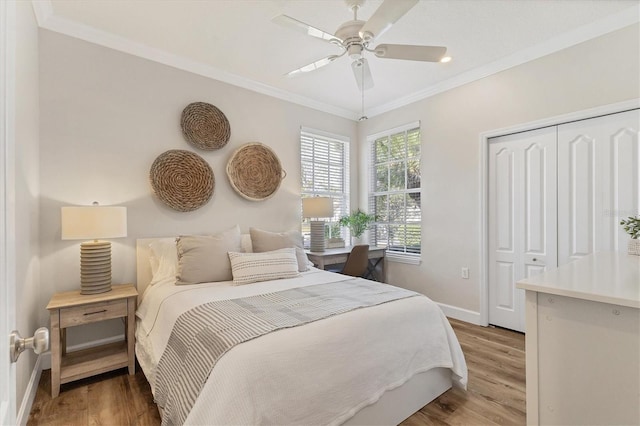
[31,0,53,27]
[366,5,640,118]
[31,1,359,121]
[32,1,639,122]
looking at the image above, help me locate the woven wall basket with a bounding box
[180,102,230,150]
[226,142,286,201]
[150,150,215,212]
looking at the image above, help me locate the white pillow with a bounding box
[149,238,178,285]
[228,248,299,286]
[241,234,253,253]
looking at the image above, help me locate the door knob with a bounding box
[9,327,49,363]
[532,258,538,262]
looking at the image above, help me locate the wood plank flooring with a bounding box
[28,318,525,425]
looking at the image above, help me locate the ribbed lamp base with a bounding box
[309,221,326,252]
[80,241,112,295]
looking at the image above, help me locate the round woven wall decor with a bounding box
[150,149,215,212]
[226,142,286,201]
[180,102,230,150]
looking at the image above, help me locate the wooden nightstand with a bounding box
[46,284,138,398]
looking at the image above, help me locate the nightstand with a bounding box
[46,284,138,398]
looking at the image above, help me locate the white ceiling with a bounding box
[37,0,639,120]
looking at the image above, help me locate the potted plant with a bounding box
[339,209,376,245]
[620,215,640,255]
[325,222,345,248]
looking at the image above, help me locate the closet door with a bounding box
[488,127,557,332]
[558,109,640,265]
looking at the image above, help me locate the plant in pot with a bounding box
[620,215,640,255]
[339,209,376,246]
[325,221,345,248]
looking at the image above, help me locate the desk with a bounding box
[305,246,386,282]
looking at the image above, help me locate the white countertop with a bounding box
[516,252,640,308]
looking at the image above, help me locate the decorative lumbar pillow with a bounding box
[149,238,178,285]
[228,248,299,286]
[176,225,241,285]
[249,227,308,272]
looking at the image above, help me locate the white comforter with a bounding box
[136,269,467,425]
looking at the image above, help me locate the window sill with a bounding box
[385,252,421,265]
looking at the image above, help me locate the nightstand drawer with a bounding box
[59,299,127,328]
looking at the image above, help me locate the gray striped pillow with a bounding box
[228,248,300,286]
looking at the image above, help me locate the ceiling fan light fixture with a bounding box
[348,44,363,60]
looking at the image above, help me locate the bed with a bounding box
[135,235,467,425]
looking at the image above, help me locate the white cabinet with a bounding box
[516,252,640,426]
[488,109,639,332]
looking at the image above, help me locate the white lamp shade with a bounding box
[61,206,127,240]
[302,197,334,219]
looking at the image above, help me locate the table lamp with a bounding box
[302,197,333,252]
[61,203,127,294]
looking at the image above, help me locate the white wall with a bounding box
[39,30,358,346]
[14,0,40,417]
[357,23,640,318]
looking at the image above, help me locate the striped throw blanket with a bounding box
[154,279,419,426]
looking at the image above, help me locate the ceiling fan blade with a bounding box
[286,55,341,76]
[373,44,447,62]
[351,58,374,91]
[272,15,342,44]
[359,0,418,43]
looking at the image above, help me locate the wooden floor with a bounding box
[28,319,525,425]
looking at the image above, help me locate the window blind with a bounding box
[300,128,350,244]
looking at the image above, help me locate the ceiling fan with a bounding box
[272,0,448,91]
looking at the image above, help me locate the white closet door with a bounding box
[489,128,557,332]
[558,109,640,265]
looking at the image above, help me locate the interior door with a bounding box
[0,0,16,423]
[558,109,640,264]
[488,127,557,332]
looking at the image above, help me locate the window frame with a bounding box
[368,121,421,264]
[300,127,350,247]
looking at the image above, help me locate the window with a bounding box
[368,122,421,261]
[300,128,350,245]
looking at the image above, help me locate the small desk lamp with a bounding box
[61,203,127,294]
[302,197,333,252]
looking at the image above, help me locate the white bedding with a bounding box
[136,268,467,425]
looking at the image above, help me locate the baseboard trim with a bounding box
[16,354,43,426]
[437,302,482,325]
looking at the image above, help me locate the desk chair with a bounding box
[338,245,369,277]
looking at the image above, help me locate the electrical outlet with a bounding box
[461,267,469,279]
